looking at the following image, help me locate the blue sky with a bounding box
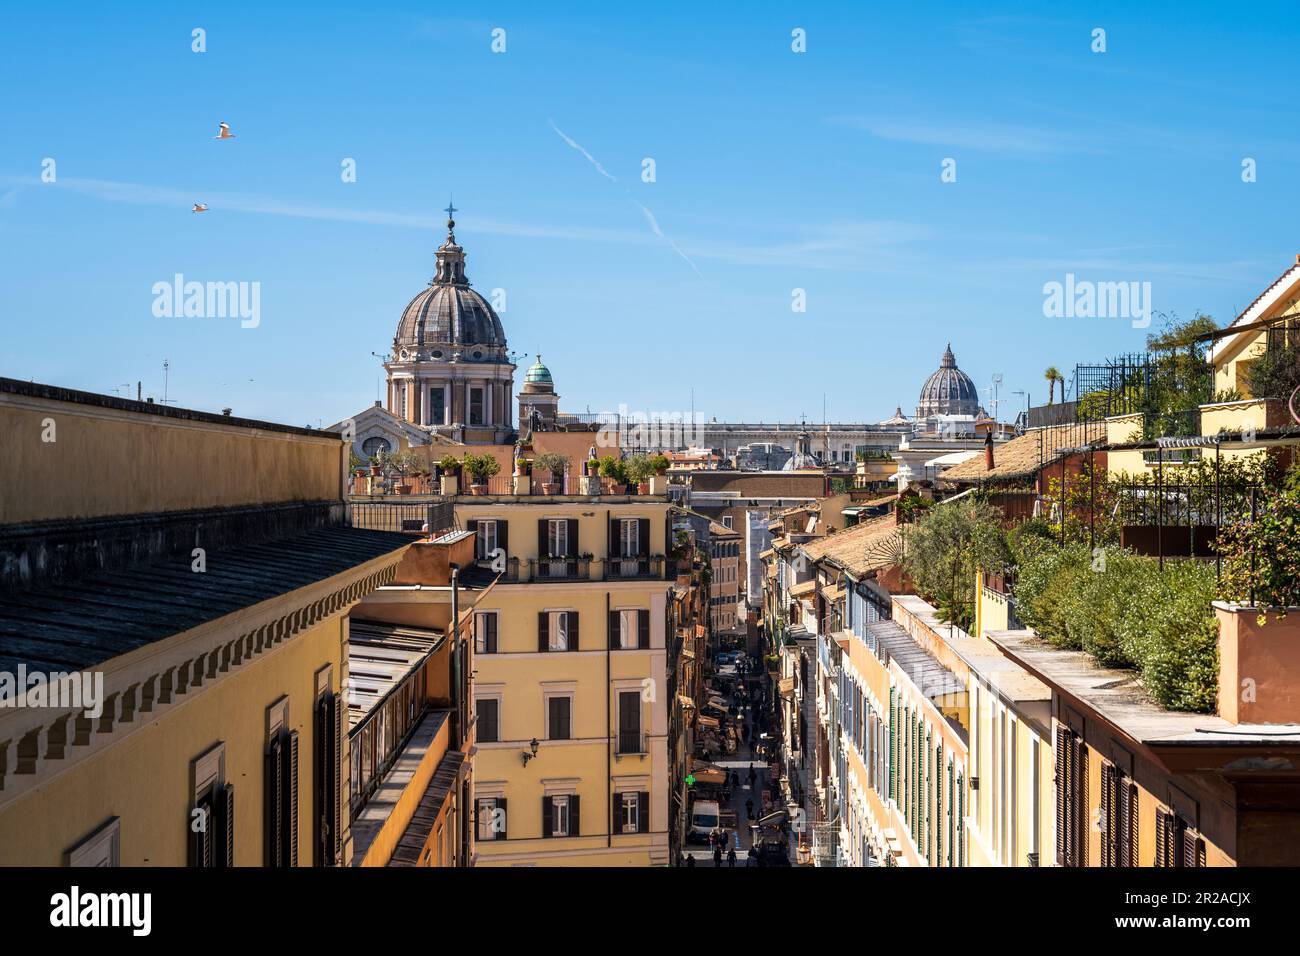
[2,1,1298,427]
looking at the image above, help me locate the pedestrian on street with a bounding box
[714,845,723,867]
[746,797,754,820]
[748,764,757,788]
[727,847,737,867]
[730,770,739,788]
[687,854,696,868]
[746,846,758,867]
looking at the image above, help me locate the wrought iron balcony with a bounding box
[603,555,666,581]
[528,556,590,581]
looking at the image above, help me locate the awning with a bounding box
[707,696,730,710]
[823,584,844,603]
[759,548,775,560]
[779,677,795,697]
[790,580,816,599]
[698,715,721,730]
[691,765,727,784]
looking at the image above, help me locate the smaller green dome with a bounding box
[525,355,553,384]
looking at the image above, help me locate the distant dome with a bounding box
[525,356,553,385]
[393,212,506,354]
[916,344,979,418]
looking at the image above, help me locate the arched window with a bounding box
[361,436,391,457]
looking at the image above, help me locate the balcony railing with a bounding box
[617,730,645,755]
[529,556,591,581]
[603,555,666,581]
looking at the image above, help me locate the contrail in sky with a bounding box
[548,118,618,182]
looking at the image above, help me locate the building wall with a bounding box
[457,500,670,866]
[0,614,348,866]
[1,382,344,525]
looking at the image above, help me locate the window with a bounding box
[429,387,446,426]
[469,387,485,425]
[474,611,498,654]
[361,436,391,457]
[544,794,579,838]
[475,520,498,560]
[67,817,121,867]
[477,796,506,841]
[1054,726,1088,867]
[617,691,642,753]
[547,519,569,558]
[547,695,572,740]
[477,698,500,742]
[621,792,639,833]
[188,743,233,868]
[619,518,640,557]
[722,515,733,530]
[613,608,648,650]
[1101,763,1139,868]
[314,677,343,867]
[265,697,300,867]
[1155,809,1205,868]
[539,610,578,652]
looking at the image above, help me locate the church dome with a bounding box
[916,344,979,418]
[524,356,553,385]
[393,209,506,354]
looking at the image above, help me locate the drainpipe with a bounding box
[450,563,463,742]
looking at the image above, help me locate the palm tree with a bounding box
[1044,366,1061,405]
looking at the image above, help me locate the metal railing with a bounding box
[603,555,666,581]
[529,556,591,581]
[348,500,455,535]
[617,730,645,755]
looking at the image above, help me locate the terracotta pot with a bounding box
[370,466,381,476]
[638,482,650,494]
[542,482,562,495]
[469,482,487,496]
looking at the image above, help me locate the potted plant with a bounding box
[650,453,670,476]
[534,451,569,495]
[598,455,628,494]
[515,457,529,476]
[625,454,655,494]
[463,452,500,495]
[587,457,600,477]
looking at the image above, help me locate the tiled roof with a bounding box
[942,422,1105,484]
[797,515,903,578]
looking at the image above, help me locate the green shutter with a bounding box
[888,688,897,804]
[956,774,964,867]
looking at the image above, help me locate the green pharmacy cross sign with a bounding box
[685,774,696,787]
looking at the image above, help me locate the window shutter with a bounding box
[333,694,344,865]
[1054,726,1069,867]
[609,518,619,558]
[542,797,553,838]
[571,795,581,837]
[638,609,650,649]
[1155,808,1169,867]
[1182,826,1200,868]
[568,611,579,652]
[888,688,897,804]
[314,696,329,865]
[266,737,284,867]
[1100,763,1113,868]
[1125,782,1138,868]
[538,612,549,652]
[497,520,508,556]
[638,791,650,833]
[222,783,235,868]
[538,519,548,557]
[498,797,507,841]
[612,793,621,834]
[487,613,498,654]
[566,519,579,557]
[638,518,650,555]
[1075,737,1088,867]
[956,773,964,867]
[288,730,300,867]
[609,610,619,650]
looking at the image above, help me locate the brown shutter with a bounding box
[612,793,621,834]
[487,613,497,653]
[1100,763,1113,867]
[566,518,579,557]
[638,518,650,556]
[568,611,579,651]
[1054,727,1068,866]
[497,519,508,556]
[288,730,301,867]
[609,610,619,649]
[542,797,553,838]
[222,783,235,867]
[609,518,619,558]
[1182,826,1200,868]
[1075,738,1088,867]
[497,797,507,841]
[570,795,581,837]
[538,518,548,557]
[638,609,650,649]
[538,611,549,652]
[638,791,650,833]
[267,737,284,867]
[1155,809,1168,867]
[1125,782,1138,867]
[314,698,328,865]
[333,694,343,865]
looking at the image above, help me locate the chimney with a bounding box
[984,431,995,470]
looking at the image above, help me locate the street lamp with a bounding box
[521,737,540,766]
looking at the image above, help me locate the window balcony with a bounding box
[603,555,666,581]
[528,556,591,581]
[616,730,645,755]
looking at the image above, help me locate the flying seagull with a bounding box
[213,122,235,140]
[191,203,208,213]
